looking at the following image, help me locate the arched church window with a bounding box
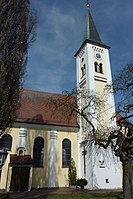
[33,137,44,167]
[0,134,12,151]
[62,138,71,168]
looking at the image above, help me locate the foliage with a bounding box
[75,178,88,190]
[0,0,36,135]
[68,158,77,186]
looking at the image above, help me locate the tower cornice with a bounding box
[74,39,110,57]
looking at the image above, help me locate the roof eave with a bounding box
[14,119,79,128]
[74,39,110,57]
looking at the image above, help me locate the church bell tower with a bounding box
[75,1,122,189]
[75,2,113,98]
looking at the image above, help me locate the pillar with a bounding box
[49,130,57,187]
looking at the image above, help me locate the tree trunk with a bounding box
[123,160,133,199]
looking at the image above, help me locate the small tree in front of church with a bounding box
[68,158,77,186]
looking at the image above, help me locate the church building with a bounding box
[0,2,122,191]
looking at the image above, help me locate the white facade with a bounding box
[76,9,122,189]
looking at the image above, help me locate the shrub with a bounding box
[68,158,77,186]
[76,178,88,190]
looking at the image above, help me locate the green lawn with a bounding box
[47,192,123,199]
[0,192,123,199]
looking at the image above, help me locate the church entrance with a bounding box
[9,154,33,191]
[10,167,30,191]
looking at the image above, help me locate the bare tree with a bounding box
[50,88,111,150]
[104,63,133,199]
[0,0,36,135]
[51,64,133,199]
[106,63,133,120]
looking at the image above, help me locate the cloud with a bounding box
[26,1,79,93]
[26,0,133,94]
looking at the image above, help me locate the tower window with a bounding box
[33,137,44,167]
[81,58,84,62]
[81,64,86,77]
[62,139,71,168]
[94,62,103,73]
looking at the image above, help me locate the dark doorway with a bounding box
[10,167,30,191]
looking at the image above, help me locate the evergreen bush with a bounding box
[76,178,88,190]
[68,158,77,186]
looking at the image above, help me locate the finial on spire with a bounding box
[86,0,90,9]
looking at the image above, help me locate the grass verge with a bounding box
[47,192,123,199]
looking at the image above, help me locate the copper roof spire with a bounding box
[83,0,102,43]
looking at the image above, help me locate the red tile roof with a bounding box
[116,113,132,127]
[116,113,123,122]
[16,89,78,127]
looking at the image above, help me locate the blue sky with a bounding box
[25,0,133,94]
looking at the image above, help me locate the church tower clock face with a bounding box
[95,52,102,60]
